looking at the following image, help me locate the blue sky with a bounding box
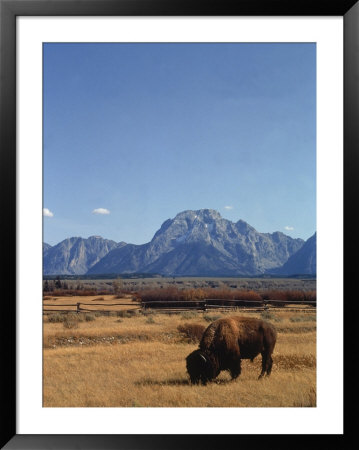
[43,43,316,246]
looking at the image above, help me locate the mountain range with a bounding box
[43,209,316,276]
[268,232,316,276]
[43,236,124,275]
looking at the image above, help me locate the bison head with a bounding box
[186,350,219,385]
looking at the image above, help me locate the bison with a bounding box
[186,316,277,385]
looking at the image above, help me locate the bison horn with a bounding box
[199,353,207,363]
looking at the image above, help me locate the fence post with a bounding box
[203,301,206,312]
[77,302,80,314]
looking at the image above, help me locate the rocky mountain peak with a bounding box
[43,236,120,275]
[174,208,222,222]
[87,209,306,276]
[150,209,224,249]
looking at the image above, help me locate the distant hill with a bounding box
[43,236,125,275]
[43,242,52,257]
[87,209,305,276]
[268,233,316,276]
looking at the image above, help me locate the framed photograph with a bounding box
[1,0,356,448]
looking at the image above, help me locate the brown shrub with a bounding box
[140,286,184,303]
[117,309,139,318]
[260,289,316,305]
[139,286,263,307]
[202,288,263,307]
[84,313,96,322]
[177,323,206,343]
[183,288,206,301]
[63,313,80,329]
[46,313,66,323]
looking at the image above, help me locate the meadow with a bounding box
[43,293,316,408]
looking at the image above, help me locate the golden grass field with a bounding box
[43,295,316,407]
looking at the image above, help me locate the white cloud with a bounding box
[92,208,110,215]
[224,205,234,210]
[284,226,294,231]
[43,208,54,217]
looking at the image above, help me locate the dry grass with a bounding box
[43,304,316,407]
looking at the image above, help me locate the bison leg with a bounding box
[259,352,268,379]
[200,376,208,385]
[259,352,273,379]
[258,361,266,379]
[229,359,241,380]
[266,355,273,376]
[190,376,200,385]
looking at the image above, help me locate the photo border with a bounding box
[1,0,357,448]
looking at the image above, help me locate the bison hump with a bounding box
[199,322,217,350]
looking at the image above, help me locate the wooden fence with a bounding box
[43,299,316,314]
[141,299,316,313]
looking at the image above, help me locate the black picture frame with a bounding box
[1,0,356,448]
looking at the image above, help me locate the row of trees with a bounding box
[43,277,82,292]
[43,277,123,294]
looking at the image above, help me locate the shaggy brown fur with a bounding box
[186,316,277,385]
